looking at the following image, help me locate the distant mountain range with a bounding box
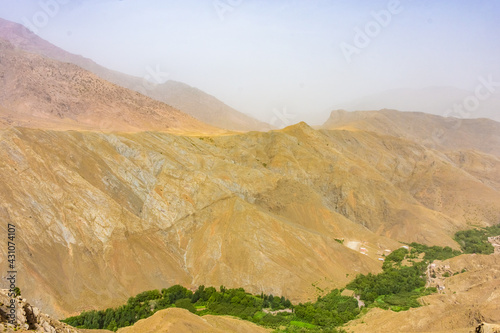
[322,109,500,157]
[0,17,272,132]
[0,38,219,134]
[335,86,500,122]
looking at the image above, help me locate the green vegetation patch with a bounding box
[373,288,436,311]
[64,224,500,332]
[294,289,360,327]
[454,224,500,254]
[407,243,461,262]
[347,244,442,312]
[63,285,293,331]
[290,320,317,328]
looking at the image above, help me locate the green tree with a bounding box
[175,298,196,313]
[271,296,282,309]
[106,319,117,331]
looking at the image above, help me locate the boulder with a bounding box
[476,322,500,333]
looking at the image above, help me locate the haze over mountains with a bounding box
[0,39,219,134]
[323,109,500,157]
[0,17,499,333]
[336,86,500,123]
[0,18,271,132]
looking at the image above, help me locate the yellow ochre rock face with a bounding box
[0,120,499,319]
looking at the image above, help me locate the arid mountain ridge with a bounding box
[336,86,500,123]
[0,18,272,132]
[1,122,499,318]
[0,17,499,333]
[323,109,500,157]
[0,39,220,134]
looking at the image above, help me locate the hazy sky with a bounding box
[1,0,499,125]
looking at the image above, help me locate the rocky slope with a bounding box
[0,122,499,318]
[0,18,271,132]
[475,323,500,333]
[0,289,78,333]
[0,39,220,134]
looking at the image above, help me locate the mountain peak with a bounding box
[282,121,313,132]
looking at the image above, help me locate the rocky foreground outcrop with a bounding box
[116,307,270,333]
[476,322,500,333]
[0,289,77,333]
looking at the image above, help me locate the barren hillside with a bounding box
[0,123,498,318]
[0,18,271,132]
[0,39,219,134]
[147,80,273,132]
